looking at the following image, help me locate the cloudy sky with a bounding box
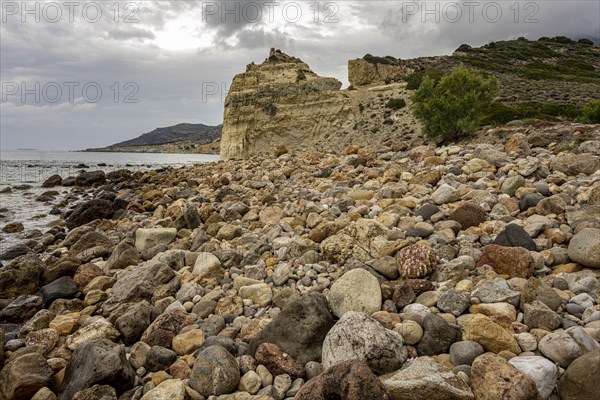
[1,0,598,150]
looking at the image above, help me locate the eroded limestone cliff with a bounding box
[220,49,419,160]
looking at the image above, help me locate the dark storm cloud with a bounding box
[1,1,598,150]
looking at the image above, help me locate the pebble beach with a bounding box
[1,122,600,400]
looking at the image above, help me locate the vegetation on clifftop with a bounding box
[411,66,499,141]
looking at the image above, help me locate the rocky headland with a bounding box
[86,123,222,155]
[1,120,600,399]
[220,49,420,160]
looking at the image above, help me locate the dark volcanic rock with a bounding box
[115,301,153,345]
[520,192,544,212]
[249,292,335,364]
[59,339,135,400]
[145,345,178,372]
[0,244,32,260]
[0,295,44,322]
[66,199,114,230]
[416,313,462,356]
[37,276,78,307]
[42,174,62,188]
[413,204,440,221]
[75,170,106,187]
[494,224,537,251]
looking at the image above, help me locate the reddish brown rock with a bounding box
[295,360,388,400]
[254,342,304,379]
[449,202,487,229]
[140,310,196,348]
[477,245,535,278]
[73,263,103,290]
[169,359,192,380]
[471,353,542,400]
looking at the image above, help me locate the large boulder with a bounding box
[0,352,54,400]
[59,339,135,400]
[328,268,382,318]
[249,292,334,364]
[538,326,600,368]
[493,224,536,251]
[66,199,114,229]
[568,228,600,268]
[103,242,140,271]
[322,311,407,375]
[295,360,387,400]
[551,153,600,176]
[416,313,462,356]
[471,353,542,400]
[74,170,106,186]
[189,345,240,397]
[101,262,176,316]
[462,314,521,354]
[0,254,44,302]
[509,356,558,399]
[380,357,474,400]
[321,219,394,264]
[42,174,62,188]
[135,228,178,252]
[476,244,535,278]
[558,349,600,400]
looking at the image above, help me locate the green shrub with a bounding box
[481,102,520,125]
[410,65,499,140]
[579,99,600,123]
[551,36,575,44]
[406,67,445,90]
[578,38,594,45]
[456,44,472,52]
[481,101,582,124]
[385,98,406,110]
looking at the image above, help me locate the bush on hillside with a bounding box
[405,67,445,90]
[385,98,406,110]
[411,65,499,141]
[579,99,600,123]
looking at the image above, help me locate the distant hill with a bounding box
[84,123,222,154]
[111,123,222,147]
